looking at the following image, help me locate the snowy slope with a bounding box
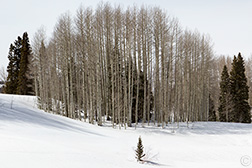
[0,93,251,168]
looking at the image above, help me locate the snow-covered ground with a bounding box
[0,93,251,168]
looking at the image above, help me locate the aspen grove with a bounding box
[31,4,219,127]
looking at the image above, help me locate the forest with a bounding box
[4,3,252,127]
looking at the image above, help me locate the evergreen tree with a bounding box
[17,32,33,95]
[218,65,231,122]
[131,70,154,123]
[4,44,16,94]
[5,37,22,94]
[135,136,145,162]
[208,94,216,121]
[13,36,22,88]
[230,53,251,123]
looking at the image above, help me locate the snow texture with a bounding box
[0,93,251,168]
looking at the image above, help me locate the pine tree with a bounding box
[17,32,33,95]
[13,37,22,91]
[4,44,16,94]
[218,65,231,122]
[230,53,251,123]
[208,94,216,121]
[5,37,22,94]
[130,70,154,123]
[135,136,145,162]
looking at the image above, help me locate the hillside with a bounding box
[0,93,251,168]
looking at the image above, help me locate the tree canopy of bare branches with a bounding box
[32,3,216,128]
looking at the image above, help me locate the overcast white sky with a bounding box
[1,0,252,69]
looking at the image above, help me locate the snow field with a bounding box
[0,93,251,168]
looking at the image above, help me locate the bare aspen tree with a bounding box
[46,40,58,114]
[146,8,153,125]
[113,6,123,128]
[141,7,147,126]
[122,10,127,128]
[159,10,169,127]
[85,8,95,124]
[103,3,113,122]
[131,6,138,127]
[32,27,47,109]
[125,7,133,127]
[75,6,86,120]
[183,30,192,122]
[153,8,161,126]
[54,13,74,118]
[94,3,104,125]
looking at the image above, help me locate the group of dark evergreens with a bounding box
[4,32,33,95]
[216,53,251,123]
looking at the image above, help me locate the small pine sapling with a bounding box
[135,136,145,162]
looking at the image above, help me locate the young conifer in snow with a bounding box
[135,136,145,162]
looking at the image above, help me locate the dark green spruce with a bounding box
[5,37,22,94]
[208,94,216,121]
[5,32,34,95]
[17,32,33,95]
[229,53,251,123]
[218,65,231,122]
[4,44,16,94]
